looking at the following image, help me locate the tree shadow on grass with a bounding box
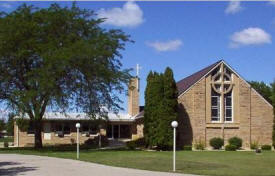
[0,161,37,176]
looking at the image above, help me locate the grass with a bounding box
[0,137,13,143]
[0,147,275,176]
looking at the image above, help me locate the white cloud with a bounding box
[225,1,242,14]
[146,40,182,52]
[229,27,271,48]
[1,3,12,9]
[97,1,144,27]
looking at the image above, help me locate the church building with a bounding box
[14,60,274,149]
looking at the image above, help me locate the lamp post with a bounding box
[171,121,178,172]
[75,123,80,159]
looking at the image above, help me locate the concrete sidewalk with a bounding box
[0,154,197,176]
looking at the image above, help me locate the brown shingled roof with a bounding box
[176,60,222,95]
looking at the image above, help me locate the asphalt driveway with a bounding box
[0,154,197,176]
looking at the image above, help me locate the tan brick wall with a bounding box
[251,89,273,146]
[178,78,206,146]
[239,79,251,148]
[14,121,105,147]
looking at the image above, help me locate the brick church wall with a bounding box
[177,73,273,149]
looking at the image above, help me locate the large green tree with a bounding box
[156,67,178,149]
[0,4,131,148]
[144,72,163,147]
[144,68,178,150]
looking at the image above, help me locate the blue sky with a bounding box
[1,1,275,113]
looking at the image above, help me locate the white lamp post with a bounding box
[75,123,81,159]
[171,121,178,172]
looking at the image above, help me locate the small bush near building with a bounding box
[228,137,242,149]
[210,137,224,149]
[183,145,192,151]
[225,144,237,151]
[194,139,205,150]
[261,145,272,151]
[126,141,137,150]
[250,141,259,150]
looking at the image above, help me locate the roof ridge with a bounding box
[176,60,222,95]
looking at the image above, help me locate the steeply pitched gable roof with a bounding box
[176,60,222,95]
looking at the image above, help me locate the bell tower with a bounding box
[128,64,141,116]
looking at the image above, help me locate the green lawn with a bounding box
[0,148,275,176]
[0,137,13,143]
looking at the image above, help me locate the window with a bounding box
[211,90,220,122]
[81,123,98,135]
[54,123,71,136]
[224,91,232,122]
[211,63,234,123]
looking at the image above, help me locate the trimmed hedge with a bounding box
[225,144,237,151]
[228,137,242,149]
[210,137,224,149]
[261,145,272,151]
[183,145,192,151]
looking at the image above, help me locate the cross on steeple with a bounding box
[136,64,142,77]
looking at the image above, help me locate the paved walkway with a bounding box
[0,154,197,176]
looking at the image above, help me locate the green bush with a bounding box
[194,139,205,150]
[261,145,272,151]
[250,141,259,150]
[210,137,224,149]
[134,138,146,147]
[225,144,237,151]
[228,137,242,149]
[126,141,137,150]
[183,145,192,151]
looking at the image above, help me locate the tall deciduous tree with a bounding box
[0,4,131,148]
[144,68,178,150]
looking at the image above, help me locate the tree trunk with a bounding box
[34,120,43,148]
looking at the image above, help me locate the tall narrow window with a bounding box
[211,90,220,122]
[211,63,234,123]
[224,91,232,122]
